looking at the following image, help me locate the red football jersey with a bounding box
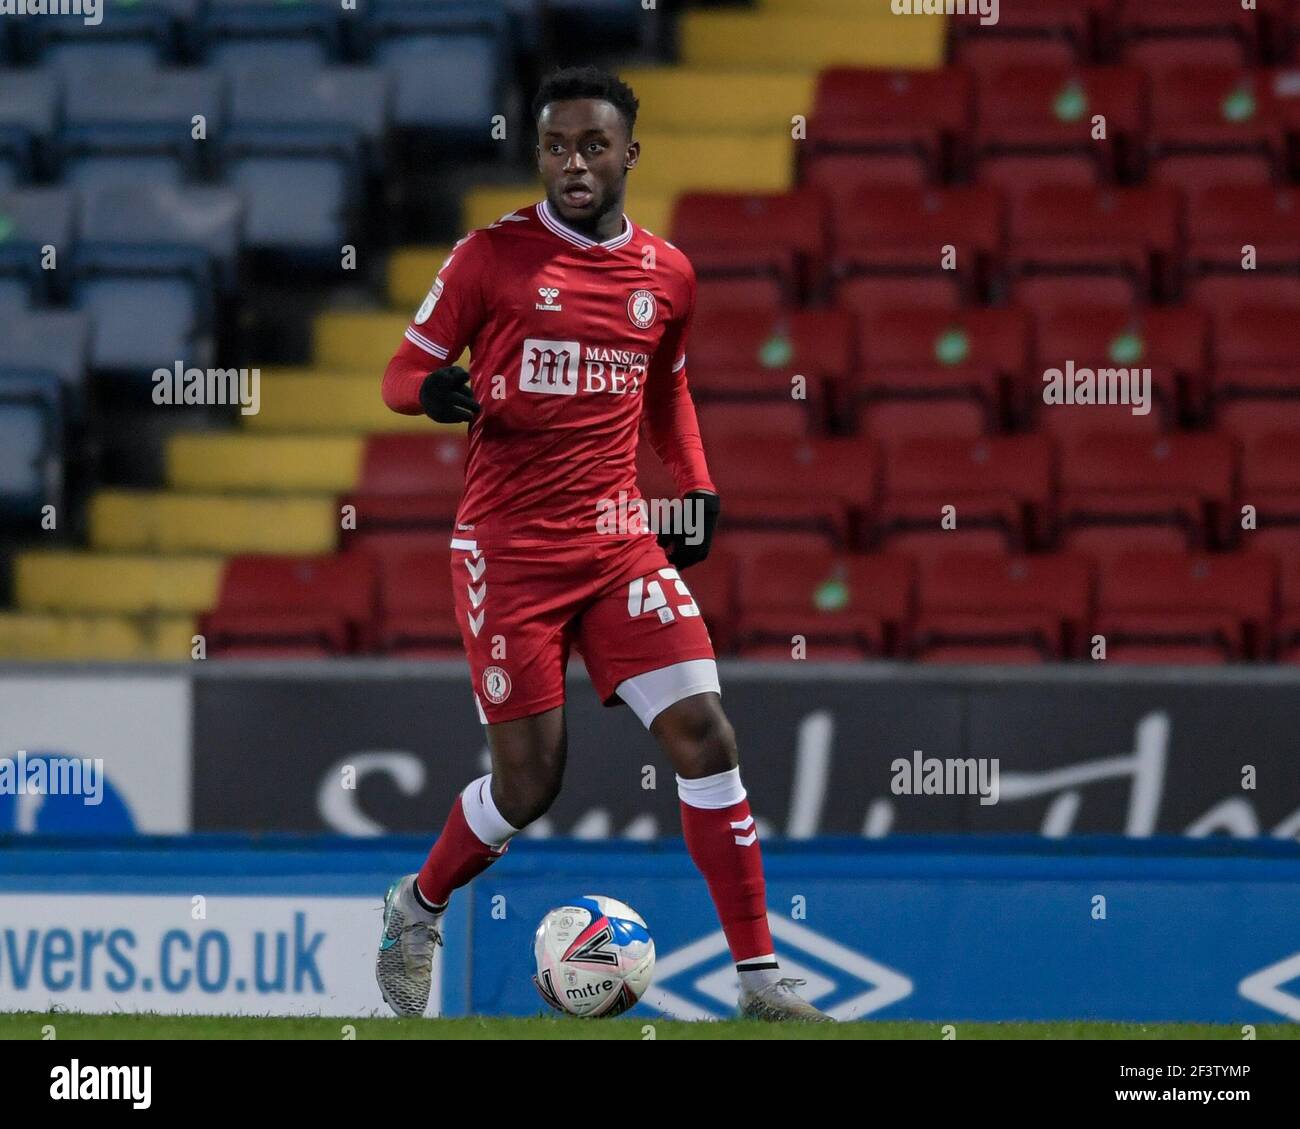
[382,200,715,549]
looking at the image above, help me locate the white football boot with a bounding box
[738,977,835,1022]
[375,875,444,1017]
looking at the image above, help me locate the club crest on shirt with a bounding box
[415,278,445,324]
[482,666,512,704]
[627,289,657,329]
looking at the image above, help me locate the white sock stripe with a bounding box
[460,773,518,847]
[676,765,747,810]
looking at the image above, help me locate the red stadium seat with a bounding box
[1034,306,1210,420]
[1239,432,1300,556]
[974,66,1148,188]
[949,0,1101,77]
[695,400,816,442]
[1214,304,1300,368]
[831,186,1004,315]
[804,67,975,195]
[1098,550,1277,659]
[687,308,855,418]
[1115,0,1277,68]
[670,191,828,308]
[377,549,462,656]
[912,550,1094,660]
[1058,433,1236,553]
[857,399,989,443]
[677,548,739,654]
[736,549,914,657]
[202,552,380,656]
[857,307,1030,426]
[708,435,878,543]
[358,432,466,494]
[876,434,1054,554]
[1009,184,1182,313]
[1185,185,1300,314]
[1148,67,1286,186]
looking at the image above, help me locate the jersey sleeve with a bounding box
[381,230,491,414]
[641,261,717,496]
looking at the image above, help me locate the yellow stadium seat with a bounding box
[632,132,793,195]
[0,613,150,660]
[681,11,945,70]
[15,553,224,614]
[152,615,200,661]
[620,68,815,134]
[313,311,411,370]
[245,374,437,434]
[389,245,455,309]
[166,434,364,493]
[89,490,341,555]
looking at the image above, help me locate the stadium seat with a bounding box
[202,0,344,63]
[804,67,974,193]
[1147,66,1285,189]
[1036,305,1210,420]
[675,547,739,655]
[670,191,827,309]
[948,0,1100,75]
[1058,434,1237,558]
[201,552,379,656]
[0,392,61,523]
[1114,0,1275,69]
[735,549,913,658]
[831,185,1004,317]
[21,0,199,63]
[912,551,1094,660]
[695,401,817,442]
[14,552,223,614]
[876,435,1054,557]
[166,434,364,492]
[1184,184,1300,315]
[0,187,75,303]
[1098,550,1277,660]
[0,310,91,411]
[707,435,877,545]
[1009,185,1182,314]
[377,549,463,657]
[855,307,1031,428]
[974,66,1148,192]
[1239,432,1300,557]
[0,71,58,184]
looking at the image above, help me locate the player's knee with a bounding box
[660,700,738,778]
[492,771,562,828]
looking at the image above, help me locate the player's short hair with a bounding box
[532,66,639,137]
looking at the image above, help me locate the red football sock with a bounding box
[680,796,775,965]
[416,794,507,907]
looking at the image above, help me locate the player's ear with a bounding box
[624,138,640,172]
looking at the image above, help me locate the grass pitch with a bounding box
[1,1013,1295,1040]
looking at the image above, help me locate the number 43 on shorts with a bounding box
[627,568,700,624]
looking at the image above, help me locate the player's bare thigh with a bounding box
[484,704,568,828]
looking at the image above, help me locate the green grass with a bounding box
[2,1013,1296,1040]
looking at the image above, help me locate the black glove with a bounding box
[658,490,720,571]
[418,365,481,424]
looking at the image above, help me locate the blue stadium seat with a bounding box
[369,2,507,138]
[63,155,187,193]
[0,395,62,522]
[223,66,390,255]
[72,184,242,373]
[0,310,92,413]
[0,278,31,312]
[207,37,331,74]
[0,187,76,302]
[0,71,58,183]
[62,67,224,177]
[43,40,163,77]
[201,0,346,61]
[19,0,200,63]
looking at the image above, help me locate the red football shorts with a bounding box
[450,534,717,725]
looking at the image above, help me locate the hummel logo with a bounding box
[730,815,757,847]
[464,556,486,581]
[467,583,486,609]
[536,287,562,312]
[468,610,485,637]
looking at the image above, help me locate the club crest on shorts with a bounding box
[627,289,657,329]
[482,666,512,704]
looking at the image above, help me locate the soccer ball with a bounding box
[532,895,655,1017]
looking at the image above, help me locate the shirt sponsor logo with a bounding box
[627,289,657,329]
[520,339,581,396]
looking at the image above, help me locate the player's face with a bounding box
[536,99,639,233]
